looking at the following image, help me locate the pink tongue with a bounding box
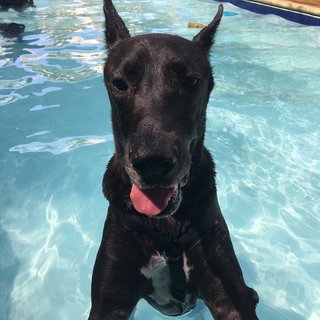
[130,184,177,216]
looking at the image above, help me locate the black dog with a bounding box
[89,1,259,319]
[0,22,25,35]
[0,0,34,34]
[0,0,33,8]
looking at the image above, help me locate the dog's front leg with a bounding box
[186,216,259,319]
[186,243,245,320]
[89,219,147,320]
[89,258,145,320]
[203,212,259,320]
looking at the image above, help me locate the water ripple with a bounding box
[9,135,113,155]
[29,104,60,111]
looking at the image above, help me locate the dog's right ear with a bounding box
[193,4,223,52]
[104,0,130,48]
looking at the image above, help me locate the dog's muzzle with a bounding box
[127,153,189,217]
[125,129,191,217]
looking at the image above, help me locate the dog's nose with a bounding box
[131,156,176,178]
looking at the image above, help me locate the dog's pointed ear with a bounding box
[104,0,130,48]
[193,4,223,51]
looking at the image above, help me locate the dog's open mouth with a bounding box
[130,184,178,216]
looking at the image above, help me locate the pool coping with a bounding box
[217,0,320,25]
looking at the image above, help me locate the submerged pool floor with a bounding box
[0,0,319,319]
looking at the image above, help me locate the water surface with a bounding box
[0,0,319,319]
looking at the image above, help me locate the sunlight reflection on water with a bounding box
[0,0,319,319]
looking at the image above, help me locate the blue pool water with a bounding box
[1,0,319,319]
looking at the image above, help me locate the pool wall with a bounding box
[217,0,320,25]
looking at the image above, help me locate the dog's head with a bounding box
[103,0,223,217]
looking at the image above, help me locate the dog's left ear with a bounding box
[104,0,130,48]
[193,4,223,51]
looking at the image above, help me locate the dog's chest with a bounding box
[140,253,197,316]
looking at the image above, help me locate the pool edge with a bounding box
[217,0,320,25]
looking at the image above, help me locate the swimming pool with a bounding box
[0,0,319,319]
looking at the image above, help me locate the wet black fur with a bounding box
[0,0,34,34]
[89,1,259,319]
[0,22,24,35]
[0,0,33,8]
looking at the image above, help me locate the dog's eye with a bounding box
[182,76,200,88]
[112,78,128,91]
